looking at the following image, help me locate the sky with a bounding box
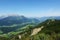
[0,0,60,17]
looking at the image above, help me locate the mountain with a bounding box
[0,15,40,26]
[37,16,60,23]
[0,16,60,26]
[0,15,40,34]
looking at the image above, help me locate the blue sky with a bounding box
[0,0,60,17]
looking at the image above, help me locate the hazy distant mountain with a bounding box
[38,16,60,23]
[0,15,60,26]
[0,15,40,26]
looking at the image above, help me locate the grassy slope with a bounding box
[17,19,60,40]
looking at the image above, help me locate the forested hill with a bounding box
[37,19,60,33]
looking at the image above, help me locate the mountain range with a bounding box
[0,15,60,26]
[0,15,40,26]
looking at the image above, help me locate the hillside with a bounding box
[9,19,60,40]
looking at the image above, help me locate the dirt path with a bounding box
[31,26,44,36]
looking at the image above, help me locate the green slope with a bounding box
[13,19,60,40]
